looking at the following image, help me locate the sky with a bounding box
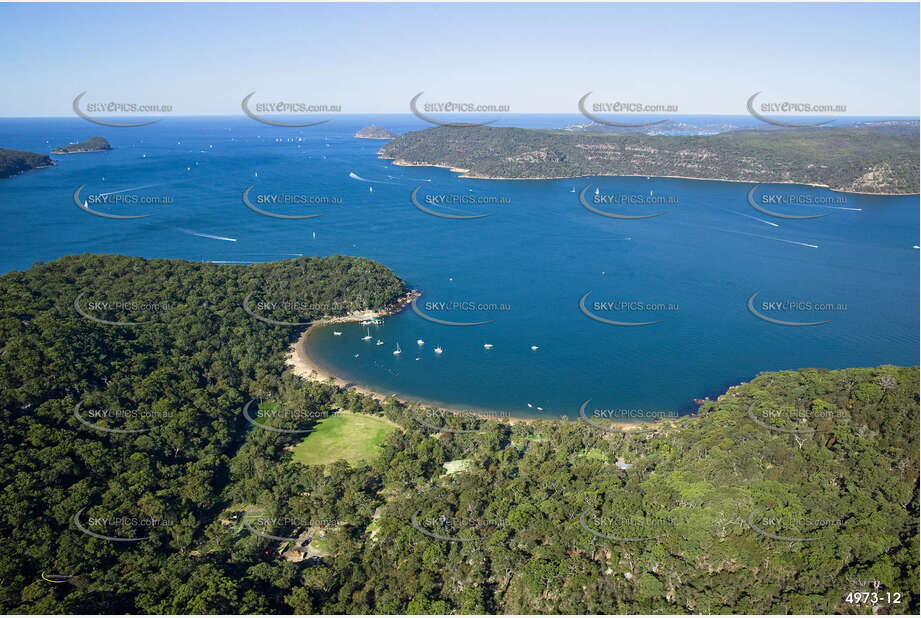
[0,2,918,116]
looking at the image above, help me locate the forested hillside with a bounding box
[0,255,917,614]
[0,147,52,178]
[379,126,920,194]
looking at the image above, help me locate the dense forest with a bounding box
[379,126,920,194]
[0,147,52,178]
[0,254,917,614]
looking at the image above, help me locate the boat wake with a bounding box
[178,228,237,242]
[349,172,402,185]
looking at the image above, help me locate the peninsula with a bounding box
[379,125,920,194]
[0,147,53,179]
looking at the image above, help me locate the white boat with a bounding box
[570,187,575,192]
[483,344,493,349]
[595,187,600,196]
[369,186,373,192]
[416,339,424,346]
[537,407,543,411]
[333,331,342,336]
[361,328,372,341]
[376,340,384,346]
[393,342,401,355]
[433,346,443,354]
[530,345,539,351]
[527,403,533,408]
[353,353,359,358]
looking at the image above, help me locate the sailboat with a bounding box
[393,342,401,355]
[433,346,443,354]
[376,339,384,346]
[570,187,575,193]
[369,186,373,192]
[416,339,425,346]
[361,328,372,341]
[594,187,600,196]
[530,345,539,351]
[333,331,342,336]
[483,344,493,349]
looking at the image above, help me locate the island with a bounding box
[51,136,112,154]
[355,124,398,139]
[0,147,53,179]
[379,125,920,194]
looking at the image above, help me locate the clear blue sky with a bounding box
[0,2,918,116]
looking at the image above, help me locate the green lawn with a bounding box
[290,412,399,466]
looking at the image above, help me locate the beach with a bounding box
[285,292,652,431]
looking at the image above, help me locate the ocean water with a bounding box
[1,115,917,420]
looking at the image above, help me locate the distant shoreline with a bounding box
[382,156,919,196]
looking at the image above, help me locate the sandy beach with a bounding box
[284,290,654,430]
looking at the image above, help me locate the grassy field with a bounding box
[290,412,399,466]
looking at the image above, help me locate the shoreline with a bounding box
[285,290,651,429]
[380,155,919,196]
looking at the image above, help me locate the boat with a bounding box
[595,187,600,196]
[416,339,424,346]
[530,345,539,351]
[333,331,342,336]
[361,317,382,326]
[369,186,373,192]
[537,407,543,411]
[433,346,443,354]
[393,342,401,355]
[376,340,384,346]
[527,403,533,408]
[483,344,493,349]
[361,328,372,341]
[570,187,575,192]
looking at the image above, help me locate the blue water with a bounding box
[1,115,917,419]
